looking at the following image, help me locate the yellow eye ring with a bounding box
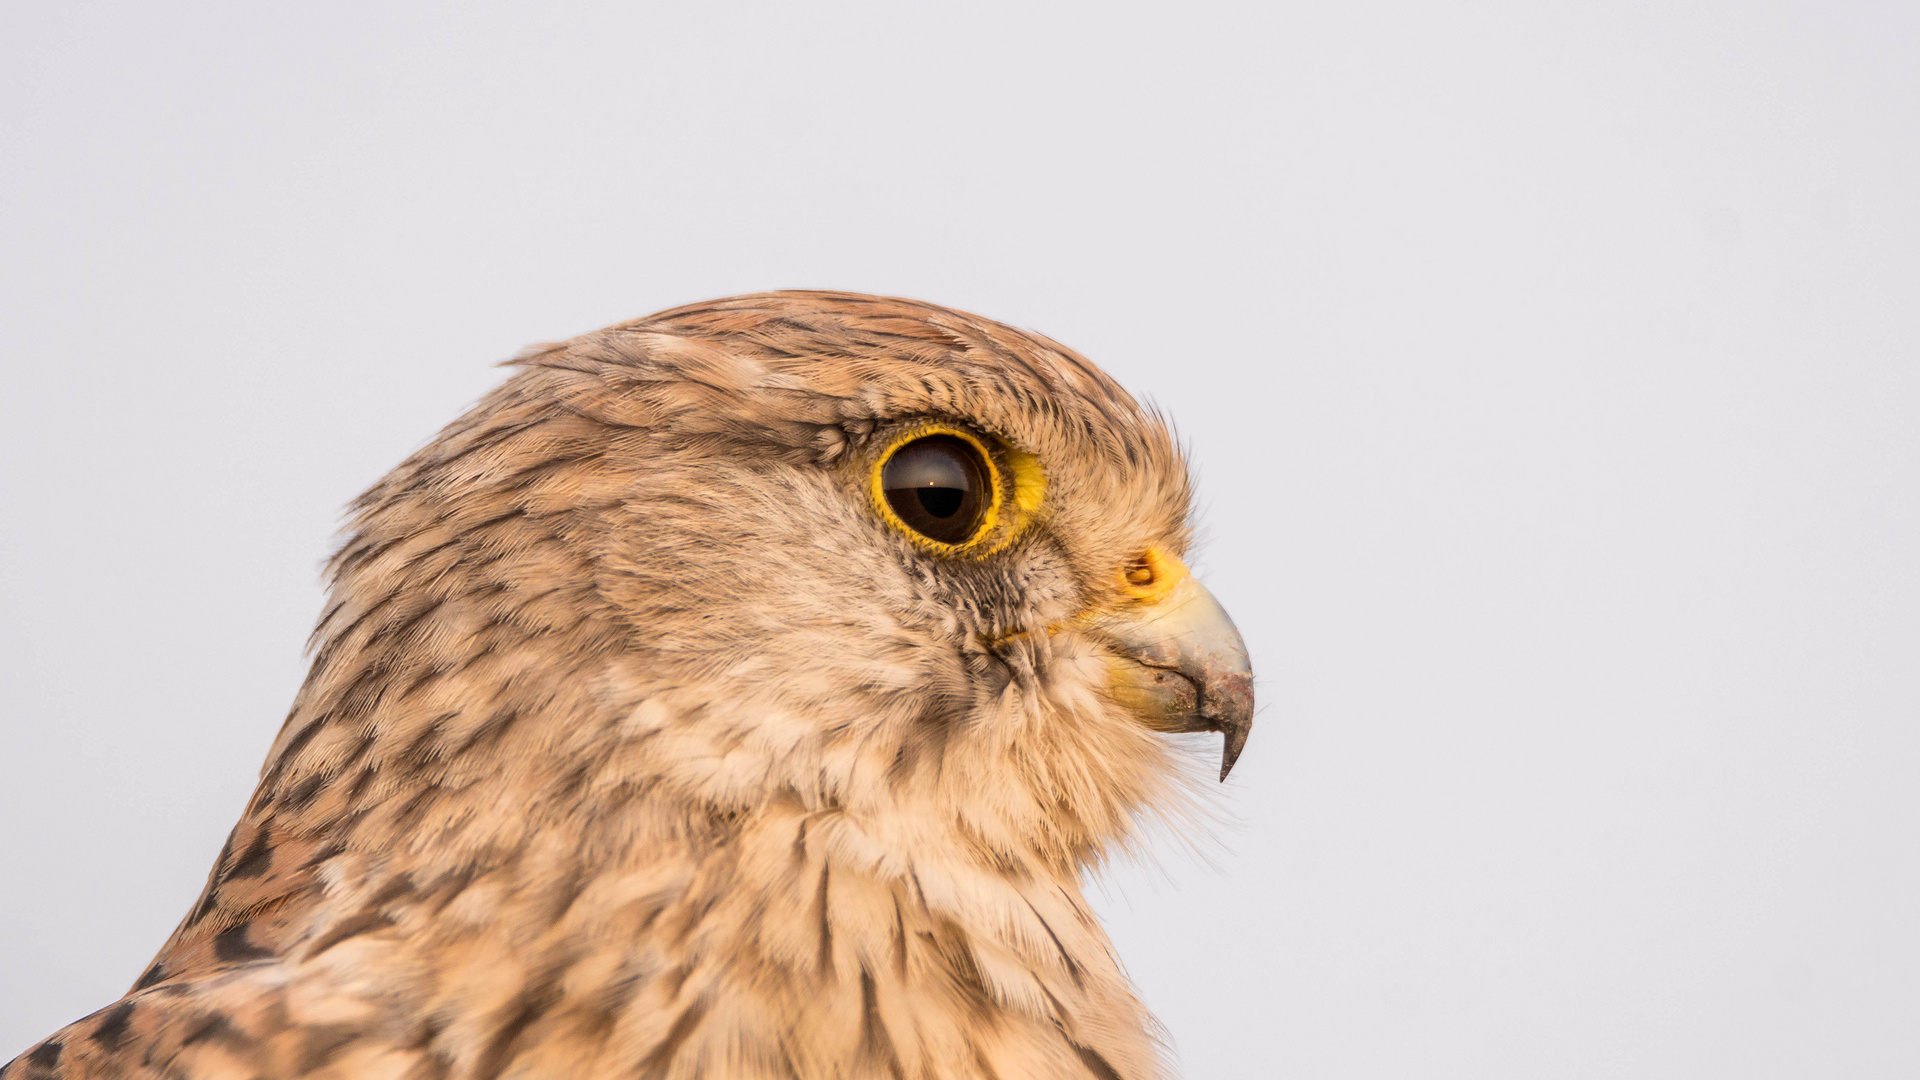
[869,423,1044,556]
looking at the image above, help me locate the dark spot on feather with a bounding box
[265,719,324,783]
[131,962,167,991]
[283,772,326,811]
[458,503,531,537]
[381,597,449,651]
[637,998,708,1079]
[456,706,521,754]
[422,866,477,914]
[333,685,390,740]
[1021,896,1084,989]
[313,591,399,667]
[179,1014,242,1048]
[395,715,451,770]
[661,964,694,999]
[536,871,590,925]
[930,923,993,1018]
[345,764,379,803]
[792,814,814,862]
[632,900,667,936]
[213,923,276,963]
[1072,1043,1125,1080]
[300,842,345,870]
[891,898,909,979]
[89,1001,136,1051]
[588,965,646,1024]
[816,863,834,976]
[25,1040,62,1068]
[391,787,440,831]
[402,665,454,703]
[472,993,547,1080]
[859,969,906,1080]
[368,873,417,908]
[226,826,274,879]
[761,315,820,334]
[886,739,920,785]
[549,761,594,804]
[670,889,723,947]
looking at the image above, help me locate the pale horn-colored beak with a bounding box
[1097,548,1255,780]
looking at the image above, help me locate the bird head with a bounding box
[273,291,1253,875]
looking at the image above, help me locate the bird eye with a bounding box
[880,434,992,545]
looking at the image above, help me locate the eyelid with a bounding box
[866,422,1044,556]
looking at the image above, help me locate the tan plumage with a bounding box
[5,292,1253,1080]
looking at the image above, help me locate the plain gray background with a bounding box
[3,2,1916,1076]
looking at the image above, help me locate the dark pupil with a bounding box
[918,487,963,518]
[882,435,988,544]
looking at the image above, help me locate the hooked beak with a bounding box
[1097,548,1254,780]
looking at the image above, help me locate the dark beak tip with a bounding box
[1218,719,1249,781]
[1207,672,1255,782]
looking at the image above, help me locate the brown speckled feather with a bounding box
[6,292,1240,1080]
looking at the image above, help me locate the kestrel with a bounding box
[5,292,1254,1080]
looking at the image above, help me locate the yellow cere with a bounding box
[1118,546,1188,605]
